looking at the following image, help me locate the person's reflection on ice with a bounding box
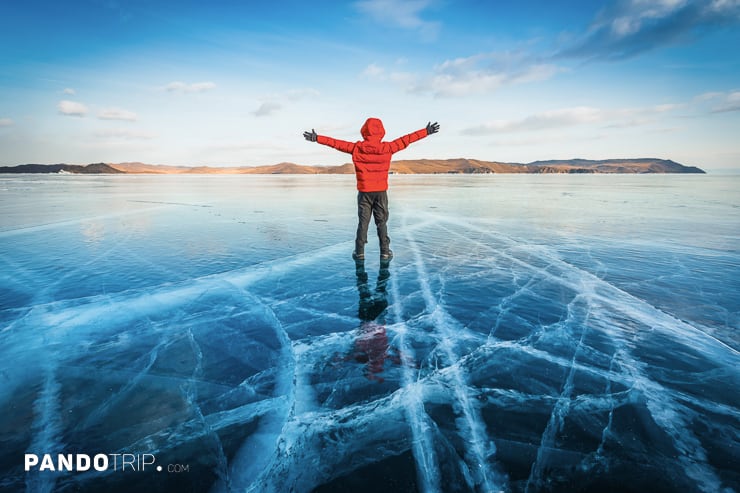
[349,259,402,382]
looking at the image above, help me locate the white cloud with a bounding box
[285,88,320,101]
[206,140,295,153]
[63,88,76,95]
[362,63,385,78]
[407,52,560,97]
[611,0,691,36]
[363,50,561,97]
[710,90,740,112]
[695,91,723,101]
[689,89,740,112]
[422,72,506,97]
[253,102,282,117]
[58,100,89,117]
[652,103,681,112]
[98,108,138,121]
[94,129,156,140]
[462,103,683,135]
[559,0,740,60]
[190,81,216,92]
[165,81,216,93]
[361,63,416,89]
[510,64,561,85]
[355,0,440,40]
[0,118,13,127]
[260,88,320,102]
[165,82,185,92]
[250,88,319,118]
[490,132,607,148]
[463,107,604,135]
[709,0,740,12]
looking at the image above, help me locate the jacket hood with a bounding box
[360,118,385,141]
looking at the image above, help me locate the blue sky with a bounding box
[1,0,739,171]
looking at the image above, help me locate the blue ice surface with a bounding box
[0,173,738,493]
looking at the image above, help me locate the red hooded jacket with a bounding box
[317,118,428,192]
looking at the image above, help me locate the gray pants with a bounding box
[356,191,390,254]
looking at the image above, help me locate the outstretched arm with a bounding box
[387,121,440,153]
[317,135,355,154]
[303,128,355,154]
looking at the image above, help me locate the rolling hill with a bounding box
[0,158,706,174]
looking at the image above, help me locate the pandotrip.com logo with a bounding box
[25,453,190,474]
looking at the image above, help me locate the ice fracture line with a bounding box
[403,216,506,492]
[388,258,441,493]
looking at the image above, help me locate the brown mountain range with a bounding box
[0,158,705,174]
[108,158,706,174]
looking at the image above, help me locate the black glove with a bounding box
[426,121,440,135]
[303,129,317,142]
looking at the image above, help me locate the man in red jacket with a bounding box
[303,118,439,261]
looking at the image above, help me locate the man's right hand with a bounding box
[303,129,317,142]
[426,122,440,135]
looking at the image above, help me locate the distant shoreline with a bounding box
[0,158,706,175]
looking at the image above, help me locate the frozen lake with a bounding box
[1,173,738,492]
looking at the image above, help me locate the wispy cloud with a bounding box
[260,88,321,103]
[704,90,740,113]
[252,102,282,117]
[0,118,13,127]
[463,107,604,135]
[94,129,156,140]
[58,100,89,117]
[461,103,681,135]
[694,91,725,102]
[359,2,737,99]
[420,60,559,97]
[205,139,295,153]
[355,0,440,40]
[285,88,321,101]
[364,52,559,97]
[558,0,740,61]
[251,88,320,117]
[63,88,76,95]
[98,108,138,121]
[362,63,385,78]
[361,63,415,84]
[164,81,216,93]
[719,91,740,113]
